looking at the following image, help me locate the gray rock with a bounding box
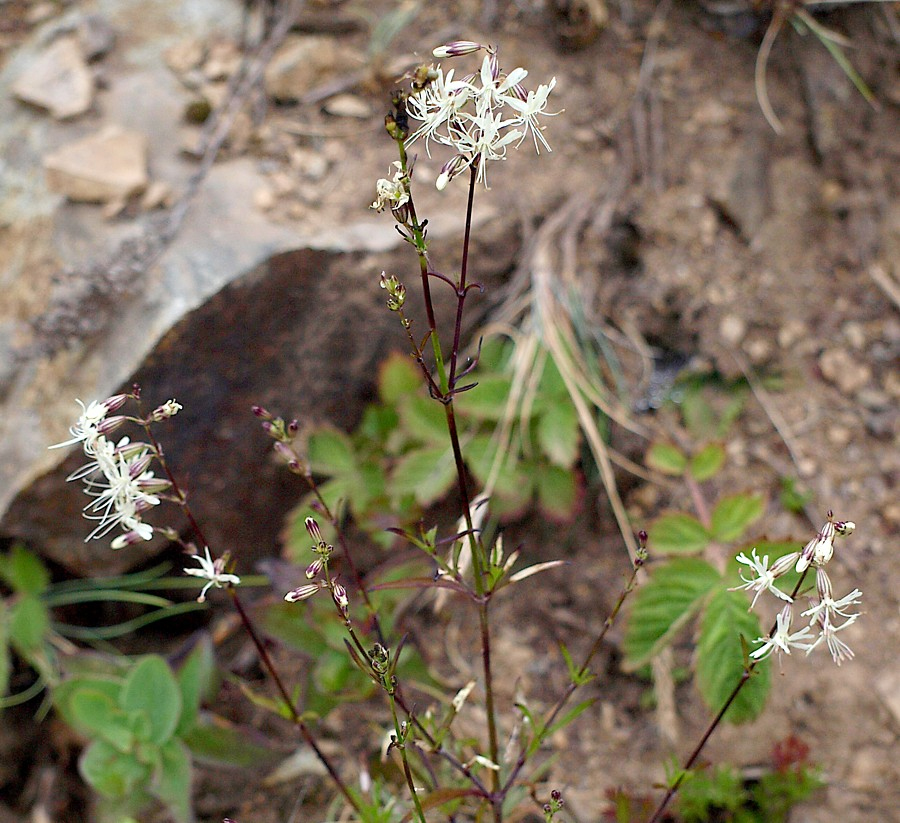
[11,35,94,119]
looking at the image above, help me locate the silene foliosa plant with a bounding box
[40,39,866,823]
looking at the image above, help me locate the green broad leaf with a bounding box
[646,443,688,476]
[70,689,134,751]
[535,464,578,521]
[356,403,399,444]
[307,427,357,475]
[391,445,456,506]
[452,375,518,421]
[121,656,182,745]
[689,444,726,482]
[8,594,50,655]
[80,739,150,799]
[623,558,721,669]
[0,544,50,594]
[377,352,421,404]
[536,402,580,467]
[55,677,123,728]
[182,714,279,768]
[260,602,328,655]
[537,352,568,399]
[397,394,449,445]
[680,385,717,440]
[710,494,765,543]
[152,739,192,823]
[649,513,711,555]
[175,636,216,737]
[696,589,770,723]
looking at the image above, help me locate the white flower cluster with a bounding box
[405,41,558,189]
[730,514,861,666]
[51,396,175,549]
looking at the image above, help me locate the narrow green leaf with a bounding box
[175,635,216,736]
[0,544,50,594]
[152,739,192,823]
[536,402,580,467]
[307,427,357,474]
[8,594,50,655]
[121,657,182,745]
[646,443,688,476]
[649,512,711,555]
[696,589,770,723]
[623,558,721,669]
[710,494,764,543]
[70,689,134,751]
[377,352,421,404]
[689,444,726,481]
[80,739,150,799]
[391,445,456,506]
[182,715,279,768]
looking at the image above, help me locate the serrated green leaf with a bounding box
[377,352,422,404]
[696,589,770,723]
[391,445,456,506]
[121,657,181,745]
[710,494,764,543]
[646,443,688,476]
[357,403,399,443]
[537,402,580,467]
[152,739,192,823]
[307,427,357,475]
[8,594,50,655]
[535,464,578,521]
[681,387,717,440]
[175,636,215,737]
[649,513,711,555]
[623,558,721,669]
[0,544,50,594]
[70,689,134,751]
[80,739,150,799]
[182,714,279,768]
[452,375,518,421]
[398,394,451,445]
[689,444,726,481]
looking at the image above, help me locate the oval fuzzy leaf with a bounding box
[175,635,216,737]
[70,689,134,751]
[152,739,193,823]
[391,445,456,506]
[649,512,711,555]
[646,442,688,476]
[696,589,770,723]
[121,656,182,745]
[79,739,150,799]
[0,544,50,594]
[623,558,721,669]
[710,494,765,543]
[689,443,726,481]
[8,594,49,655]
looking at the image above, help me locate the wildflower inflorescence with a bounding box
[730,512,861,665]
[52,393,240,602]
[50,395,172,549]
[385,41,558,191]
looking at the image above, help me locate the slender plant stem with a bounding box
[389,692,428,823]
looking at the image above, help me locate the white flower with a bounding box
[729,549,798,609]
[802,611,858,666]
[749,605,815,662]
[371,161,409,211]
[49,398,120,454]
[184,547,241,602]
[801,569,862,624]
[404,44,557,189]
